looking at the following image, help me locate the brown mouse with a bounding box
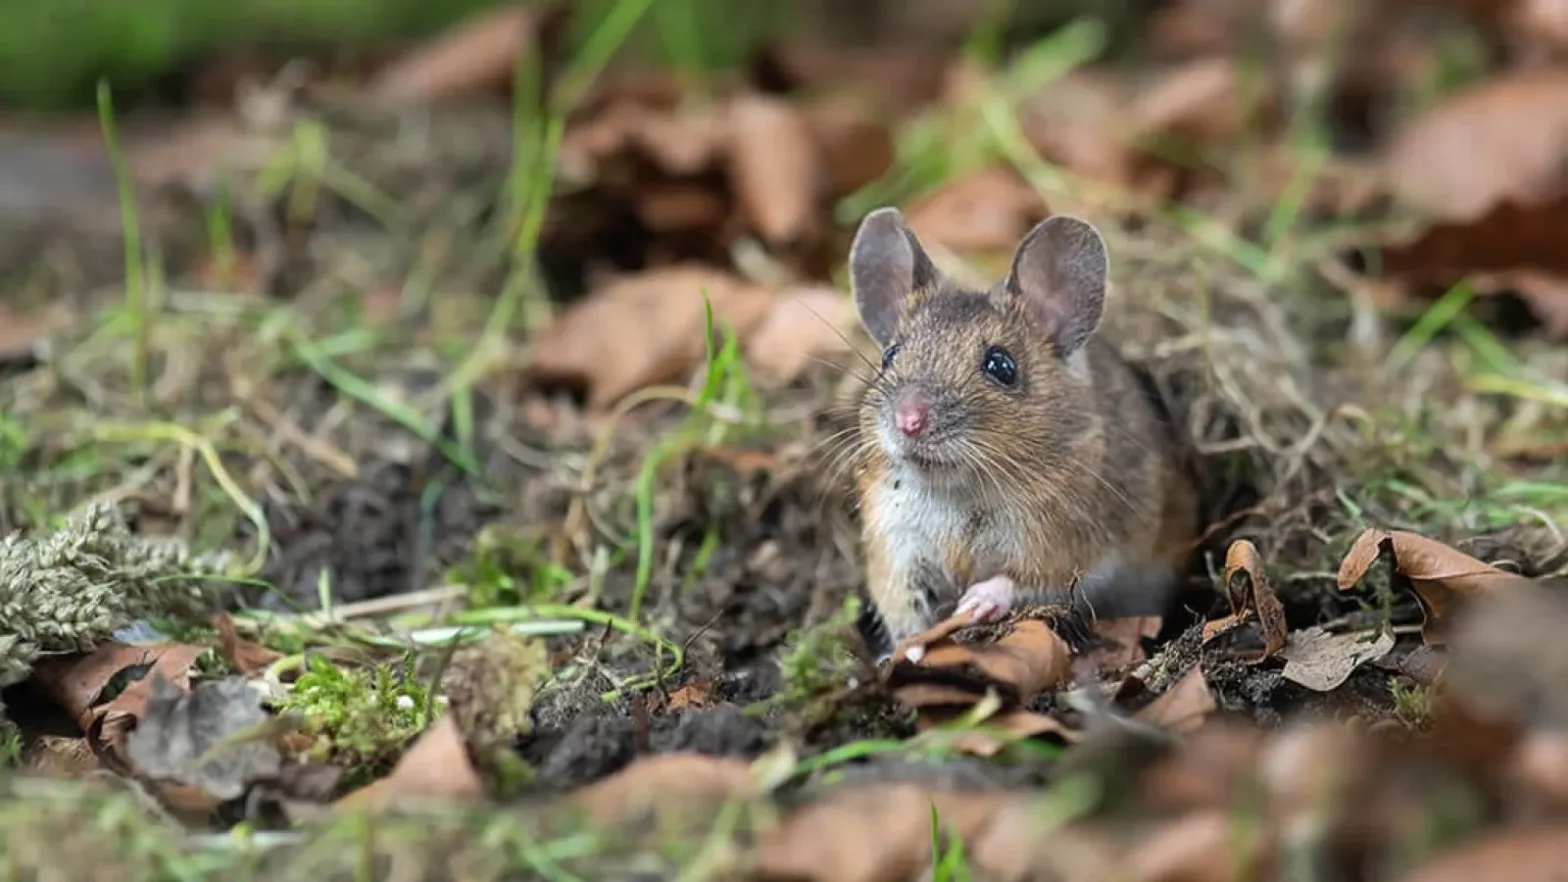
[845,207,1198,662]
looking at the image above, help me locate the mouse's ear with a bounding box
[1006,215,1108,357]
[849,207,939,346]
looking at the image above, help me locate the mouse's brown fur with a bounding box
[846,208,1198,657]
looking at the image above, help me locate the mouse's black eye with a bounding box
[880,343,900,372]
[982,345,1017,387]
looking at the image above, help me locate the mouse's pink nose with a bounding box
[894,391,931,437]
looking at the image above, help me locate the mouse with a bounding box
[844,207,1199,663]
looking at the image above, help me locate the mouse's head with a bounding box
[849,207,1108,483]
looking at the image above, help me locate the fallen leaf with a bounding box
[125,675,283,801]
[891,618,1075,702]
[756,784,1008,882]
[1133,666,1217,734]
[666,680,712,712]
[213,613,282,675]
[904,166,1051,254]
[1378,199,1568,338]
[1018,71,1139,195]
[742,285,855,384]
[726,94,821,244]
[335,714,484,811]
[1279,627,1396,692]
[1132,55,1257,148]
[364,2,570,105]
[1219,539,1289,662]
[572,753,755,824]
[1396,825,1568,882]
[803,97,897,198]
[1129,809,1265,882]
[31,642,208,732]
[944,708,1082,757]
[529,265,776,409]
[633,180,728,233]
[1383,69,1568,223]
[1084,616,1162,669]
[1337,528,1537,643]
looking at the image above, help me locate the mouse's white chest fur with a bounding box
[866,463,1025,603]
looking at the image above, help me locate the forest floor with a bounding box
[2,2,1568,880]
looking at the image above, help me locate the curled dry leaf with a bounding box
[1133,666,1217,734]
[334,714,483,811]
[32,642,209,745]
[529,265,776,409]
[891,618,1074,702]
[1396,825,1568,882]
[727,93,820,244]
[1338,528,1537,644]
[571,753,755,825]
[1383,69,1568,223]
[1204,539,1288,662]
[904,166,1050,254]
[742,285,856,385]
[364,2,570,105]
[1280,627,1396,692]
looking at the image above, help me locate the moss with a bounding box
[276,653,433,785]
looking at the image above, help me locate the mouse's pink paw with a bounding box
[955,575,1018,624]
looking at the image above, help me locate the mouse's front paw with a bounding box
[955,575,1018,624]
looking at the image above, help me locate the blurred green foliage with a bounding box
[0,0,789,111]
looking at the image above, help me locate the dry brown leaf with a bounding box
[213,613,282,675]
[1383,69,1568,223]
[1280,627,1396,692]
[572,753,755,824]
[1018,70,1137,193]
[1337,528,1537,644]
[1395,825,1568,882]
[31,643,207,732]
[1139,722,1267,812]
[1084,616,1162,669]
[529,265,776,409]
[1221,539,1289,662]
[756,784,1007,882]
[727,94,820,244]
[1378,197,1568,338]
[895,618,1075,701]
[365,2,569,105]
[633,181,727,233]
[665,680,712,712]
[334,715,483,811]
[1132,56,1254,147]
[1129,809,1267,882]
[742,285,855,384]
[943,709,1082,757]
[1133,666,1217,734]
[803,97,896,198]
[904,166,1050,254]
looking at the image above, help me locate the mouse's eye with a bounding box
[880,343,900,372]
[982,345,1017,387]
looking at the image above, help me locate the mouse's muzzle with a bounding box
[892,387,932,438]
